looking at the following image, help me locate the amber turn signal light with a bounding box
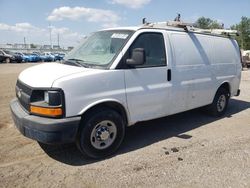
[30,106,62,117]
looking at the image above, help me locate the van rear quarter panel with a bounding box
[168,32,214,111]
[210,37,241,96]
[168,31,241,111]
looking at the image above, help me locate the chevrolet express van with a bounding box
[10,22,241,158]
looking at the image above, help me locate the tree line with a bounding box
[195,16,250,50]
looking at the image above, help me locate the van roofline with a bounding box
[101,26,140,31]
[101,23,238,40]
[101,25,185,32]
[102,28,236,40]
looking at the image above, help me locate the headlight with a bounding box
[44,91,62,106]
[30,89,64,118]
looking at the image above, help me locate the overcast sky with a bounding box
[0,0,249,47]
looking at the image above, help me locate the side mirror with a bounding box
[126,48,145,66]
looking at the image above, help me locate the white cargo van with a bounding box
[10,22,241,158]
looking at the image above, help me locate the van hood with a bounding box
[18,63,91,88]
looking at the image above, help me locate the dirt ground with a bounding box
[0,63,250,188]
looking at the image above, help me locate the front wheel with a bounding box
[207,87,229,117]
[77,108,125,159]
[5,58,10,63]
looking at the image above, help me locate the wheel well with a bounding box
[218,82,230,95]
[81,102,128,126]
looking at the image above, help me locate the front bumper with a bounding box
[10,99,81,144]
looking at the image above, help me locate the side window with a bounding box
[129,33,166,67]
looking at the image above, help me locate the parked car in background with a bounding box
[22,53,41,62]
[16,52,32,62]
[242,50,250,68]
[52,53,65,61]
[31,53,41,62]
[0,50,14,63]
[13,52,23,63]
[22,54,31,62]
[0,50,23,63]
[15,52,26,62]
[40,52,55,62]
[15,52,25,62]
[0,50,67,63]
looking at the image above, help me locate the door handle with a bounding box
[167,69,171,81]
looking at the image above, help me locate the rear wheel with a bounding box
[77,108,125,159]
[207,87,229,117]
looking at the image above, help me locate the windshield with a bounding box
[65,30,133,68]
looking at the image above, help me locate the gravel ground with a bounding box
[0,63,250,188]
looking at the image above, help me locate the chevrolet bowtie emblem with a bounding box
[17,88,22,98]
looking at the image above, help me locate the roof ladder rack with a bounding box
[142,20,239,37]
[141,13,239,37]
[166,21,194,31]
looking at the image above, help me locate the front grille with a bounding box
[16,80,32,112]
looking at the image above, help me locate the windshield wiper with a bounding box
[67,58,84,62]
[63,58,102,68]
[63,58,89,67]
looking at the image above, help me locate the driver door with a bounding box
[124,32,172,123]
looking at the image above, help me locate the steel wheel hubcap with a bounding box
[90,120,117,150]
[217,95,226,112]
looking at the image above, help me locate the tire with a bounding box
[207,87,229,117]
[77,108,125,159]
[5,58,10,64]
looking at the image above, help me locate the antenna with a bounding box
[142,18,147,25]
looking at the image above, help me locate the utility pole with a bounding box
[57,33,60,48]
[24,37,26,49]
[49,23,52,50]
